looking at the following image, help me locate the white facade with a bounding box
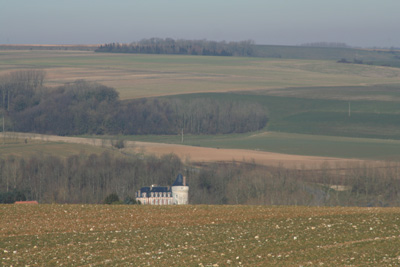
[136,191,173,205]
[172,185,189,205]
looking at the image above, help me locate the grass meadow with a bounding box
[0,137,114,159]
[1,204,400,266]
[254,44,400,65]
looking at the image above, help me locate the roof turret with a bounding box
[172,173,187,186]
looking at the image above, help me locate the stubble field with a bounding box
[1,204,400,266]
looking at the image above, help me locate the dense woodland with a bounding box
[95,38,255,57]
[114,97,267,135]
[1,151,399,206]
[0,70,267,135]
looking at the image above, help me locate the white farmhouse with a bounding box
[135,174,188,205]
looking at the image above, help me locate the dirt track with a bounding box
[2,132,366,170]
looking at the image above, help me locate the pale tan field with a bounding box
[1,133,365,170]
[1,50,400,99]
[130,140,366,169]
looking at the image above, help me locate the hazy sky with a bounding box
[1,0,399,47]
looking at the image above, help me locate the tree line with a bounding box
[0,152,182,204]
[191,161,400,207]
[300,42,351,48]
[1,150,400,207]
[114,97,268,135]
[95,38,255,57]
[0,71,267,135]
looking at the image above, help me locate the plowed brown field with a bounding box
[1,205,400,266]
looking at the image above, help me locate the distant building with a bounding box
[135,174,189,205]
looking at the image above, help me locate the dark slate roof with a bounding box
[139,186,170,193]
[172,173,185,186]
[151,186,171,192]
[140,187,150,193]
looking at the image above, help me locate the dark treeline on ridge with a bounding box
[300,42,351,48]
[1,151,400,207]
[0,70,267,135]
[95,38,255,57]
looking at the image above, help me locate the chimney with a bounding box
[183,176,186,186]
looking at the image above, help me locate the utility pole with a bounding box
[181,128,184,143]
[348,101,351,117]
[0,78,8,145]
[2,112,4,145]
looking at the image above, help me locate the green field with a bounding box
[0,137,115,159]
[1,204,400,266]
[107,90,400,160]
[254,44,400,64]
[168,91,400,138]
